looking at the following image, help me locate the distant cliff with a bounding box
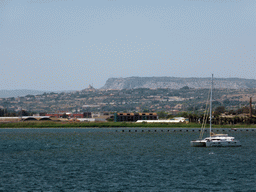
[101,77,256,90]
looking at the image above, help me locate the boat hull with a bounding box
[206,140,241,147]
[191,139,241,147]
[190,140,206,147]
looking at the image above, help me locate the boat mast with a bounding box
[209,74,213,138]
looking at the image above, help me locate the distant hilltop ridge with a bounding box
[0,89,47,98]
[0,89,73,98]
[101,76,256,90]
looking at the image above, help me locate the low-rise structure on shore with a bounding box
[136,117,188,123]
[114,112,158,122]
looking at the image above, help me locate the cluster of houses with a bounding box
[0,111,189,123]
[0,112,112,122]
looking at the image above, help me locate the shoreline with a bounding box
[1,121,256,128]
[0,127,255,134]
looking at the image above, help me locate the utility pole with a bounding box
[249,97,252,118]
[20,107,22,121]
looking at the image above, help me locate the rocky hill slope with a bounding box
[101,77,256,90]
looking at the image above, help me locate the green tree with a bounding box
[158,111,167,119]
[180,86,190,90]
[166,114,174,119]
[62,113,68,118]
[213,106,225,116]
[177,112,189,118]
[242,106,249,114]
[21,110,29,116]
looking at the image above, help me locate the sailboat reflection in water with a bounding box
[190,74,241,147]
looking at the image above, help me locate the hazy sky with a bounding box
[1,0,256,91]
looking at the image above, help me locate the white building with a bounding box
[136,117,188,123]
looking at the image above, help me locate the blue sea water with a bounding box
[0,128,255,191]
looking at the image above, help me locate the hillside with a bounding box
[1,86,256,113]
[0,90,75,98]
[101,77,256,90]
[0,90,48,98]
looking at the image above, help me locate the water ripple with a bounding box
[0,128,255,191]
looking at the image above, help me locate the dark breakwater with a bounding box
[0,128,255,191]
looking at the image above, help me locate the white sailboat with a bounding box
[190,74,241,147]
